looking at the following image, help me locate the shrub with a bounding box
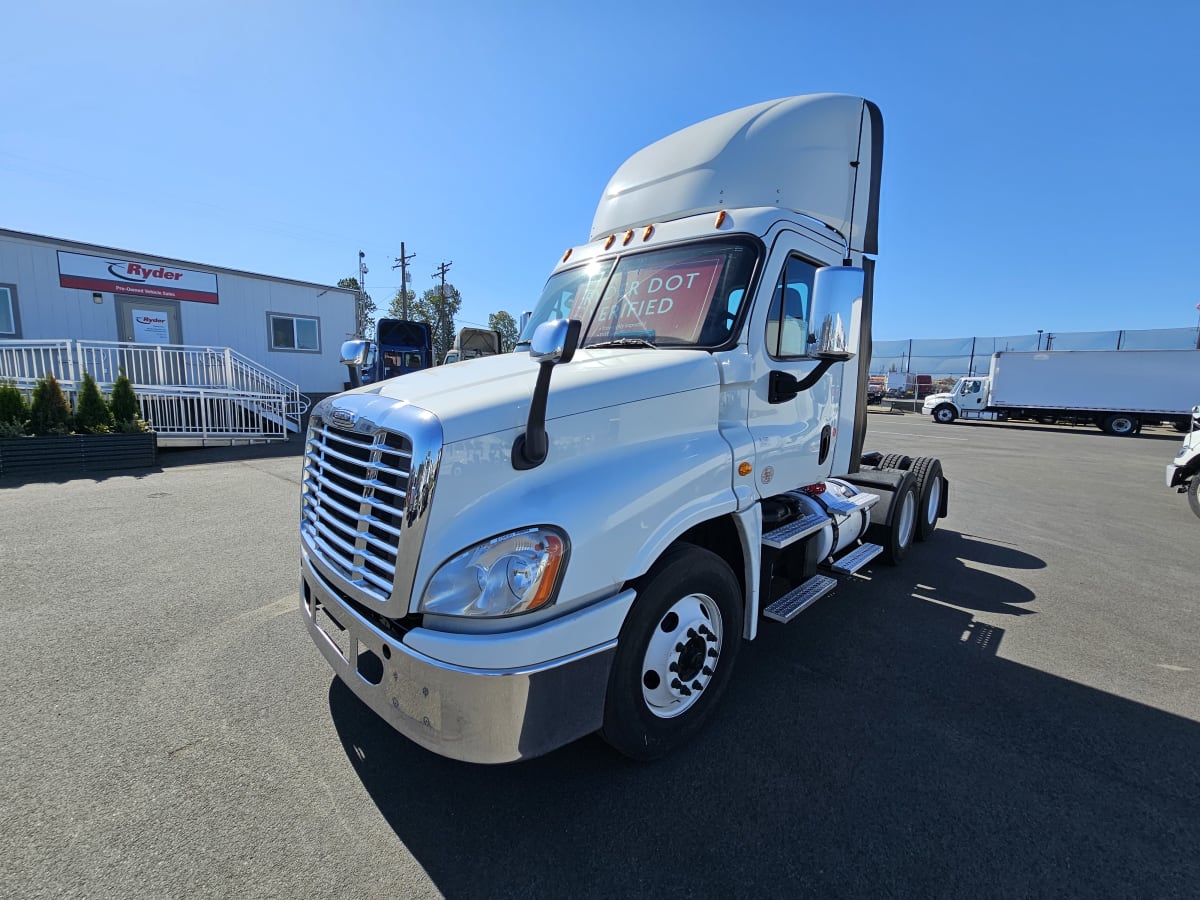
[109,370,144,427]
[0,419,26,439]
[0,380,29,431]
[74,372,115,434]
[29,372,73,435]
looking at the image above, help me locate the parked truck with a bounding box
[341,318,433,388]
[1167,404,1200,519]
[442,326,503,365]
[922,349,1200,435]
[301,94,949,763]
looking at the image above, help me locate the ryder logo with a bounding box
[107,261,185,283]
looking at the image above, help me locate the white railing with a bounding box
[138,388,288,445]
[0,339,307,444]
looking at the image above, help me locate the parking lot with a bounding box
[2,414,1197,899]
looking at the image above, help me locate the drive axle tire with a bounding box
[907,456,944,542]
[933,404,957,424]
[1102,413,1138,436]
[600,543,743,761]
[866,472,918,565]
[878,452,913,471]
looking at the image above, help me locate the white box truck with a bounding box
[304,95,948,763]
[922,349,1200,435]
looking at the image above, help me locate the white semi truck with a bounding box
[442,327,503,365]
[1167,405,1200,519]
[922,349,1200,435]
[303,94,948,763]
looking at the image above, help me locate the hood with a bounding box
[351,348,721,445]
[923,392,952,404]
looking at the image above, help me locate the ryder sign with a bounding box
[58,250,219,304]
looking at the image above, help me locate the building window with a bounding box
[267,313,320,352]
[0,284,20,337]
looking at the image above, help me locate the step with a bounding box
[763,574,838,623]
[822,490,879,516]
[825,542,883,575]
[762,512,828,549]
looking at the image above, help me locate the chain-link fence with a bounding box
[872,326,1199,378]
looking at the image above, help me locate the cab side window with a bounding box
[765,256,818,358]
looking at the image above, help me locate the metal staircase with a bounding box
[0,339,309,447]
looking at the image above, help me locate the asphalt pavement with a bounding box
[1,413,1196,898]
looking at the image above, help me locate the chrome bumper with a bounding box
[301,554,616,764]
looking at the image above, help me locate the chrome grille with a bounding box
[302,417,413,602]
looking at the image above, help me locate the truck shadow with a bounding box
[328,530,1198,898]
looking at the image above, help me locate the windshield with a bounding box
[518,239,759,349]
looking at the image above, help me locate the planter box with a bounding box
[0,433,157,478]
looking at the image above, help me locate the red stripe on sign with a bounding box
[59,274,219,304]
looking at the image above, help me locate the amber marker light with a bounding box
[715,210,727,228]
[526,533,567,612]
[623,230,634,245]
[738,462,752,477]
[604,235,616,250]
[642,225,654,241]
[561,248,572,263]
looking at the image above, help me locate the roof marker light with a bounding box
[715,210,727,228]
[622,230,634,246]
[561,248,572,263]
[642,225,654,241]
[604,235,615,250]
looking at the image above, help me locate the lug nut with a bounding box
[669,662,678,673]
[702,666,714,676]
[678,684,693,696]
[707,648,718,658]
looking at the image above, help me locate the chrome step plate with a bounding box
[762,512,828,549]
[822,491,880,515]
[763,574,838,623]
[826,542,883,575]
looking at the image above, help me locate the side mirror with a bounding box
[340,340,371,367]
[530,318,582,364]
[808,266,863,361]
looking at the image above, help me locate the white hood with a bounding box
[355,349,721,445]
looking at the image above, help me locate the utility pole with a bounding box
[433,260,453,360]
[392,242,416,320]
[357,250,369,339]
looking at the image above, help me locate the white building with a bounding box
[0,228,358,396]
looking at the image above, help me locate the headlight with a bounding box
[420,527,568,618]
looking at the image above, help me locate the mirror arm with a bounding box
[768,359,836,404]
[512,362,556,470]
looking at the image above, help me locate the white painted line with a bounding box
[869,430,969,442]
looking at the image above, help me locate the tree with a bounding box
[339,277,376,339]
[408,282,462,364]
[29,372,72,435]
[110,369,148,431]
[387,287,418,320]
[73,372,114,433]
[488,310,520,353]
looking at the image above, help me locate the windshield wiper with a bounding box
[587,337,658,349]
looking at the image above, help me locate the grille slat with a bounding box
[301,418,411,603]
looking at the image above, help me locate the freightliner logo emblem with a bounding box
[330,406,356,427]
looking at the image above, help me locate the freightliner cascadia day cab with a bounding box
[301,94,949,763]
[922,349,1200,435]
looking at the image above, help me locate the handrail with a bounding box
[0,338,308,441]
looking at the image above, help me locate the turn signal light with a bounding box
[738,462,752,477]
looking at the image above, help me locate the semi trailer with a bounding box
[922,349,1200,435]
[300,94,949,763]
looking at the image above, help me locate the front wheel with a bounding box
[933,404,957,424]
[1188,476,1200,520]
[600,544,743,761]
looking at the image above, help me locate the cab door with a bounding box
[958,378,987,414]
[744,248,843,497]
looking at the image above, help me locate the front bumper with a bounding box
[1167,462,1188,488]
[301,552,616,764]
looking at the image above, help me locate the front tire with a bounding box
[600,544,743,761]
[933,404,957,424]
[1188,476,1200,520]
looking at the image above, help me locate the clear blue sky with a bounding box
[4,1,1198,341]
